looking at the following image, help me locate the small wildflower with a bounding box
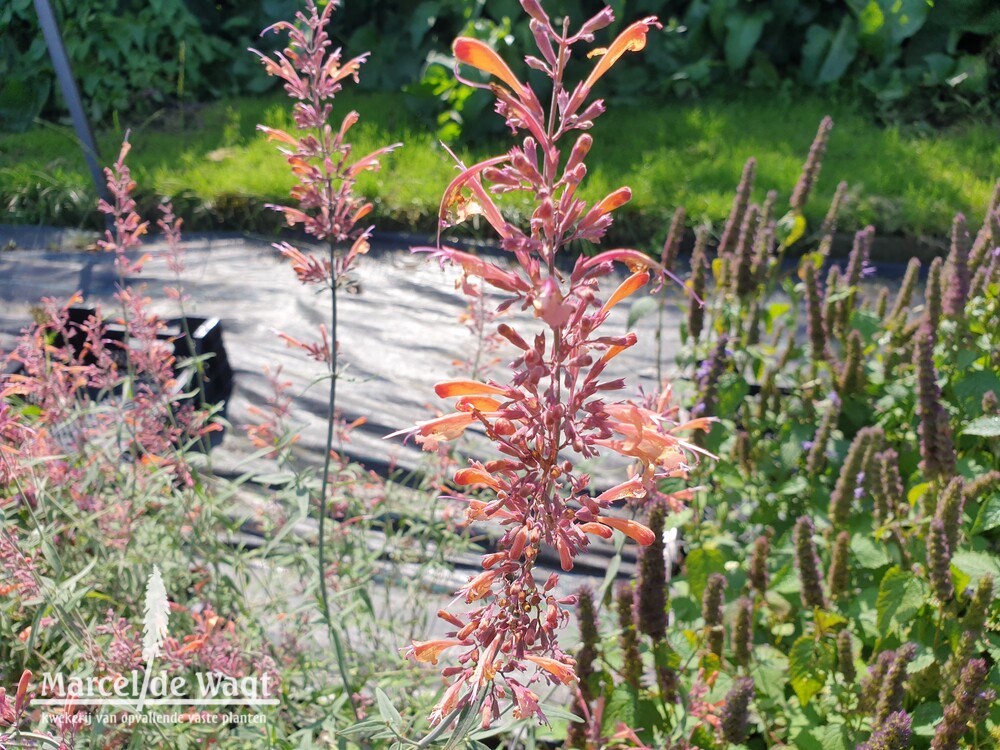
[687,227,710,341]
[791,117,832,211]
[827,531,851,599]
[719,159,756,258]
[934,476,965,551]
[636,504,668,641]
[961,574,993,634]
[617,586,643,690]
[748,534,770,596]
[915,326,956,481]
[732,597,754,668]
[702,573,727,658]
[943,214,970,319]
[803,260,827,365]
[794,516,826,609]
[860,650,896,714]
[927,518,955,602]
[875,643,916,724]
[925,256,943,336]
[718,676,755,744]
[836,629,856,683]
[888,257,921,329]
[806,400,839,478]
[858,710,912,750]
[931,658,996,750]
[836,329,866,396]
[829,428,874,525]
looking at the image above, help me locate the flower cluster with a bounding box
[395,1,713,727]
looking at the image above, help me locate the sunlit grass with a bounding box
[1,90,997,243]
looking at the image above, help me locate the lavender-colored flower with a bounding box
[934,476,966,553]
[732,597,754,668]
[828,531,851,599]
[636,504,667,641]
[983,390,998,413]
[927,518,955,602]
[791,117,833,211]
[734,204,761,298]
[794,516,826,609]
[915,326,956,481]
[925,256,943,337]
[943,213,970,318]
[889,258,921,329]
[876,449,905,522]
[820,180,849,241]
[836,329,866,396]
[860,650,897,714]
[617,586,643,690]
[806,400,839,478]
[687,227,710,341]
[719,158,756,257]
[931,658,996,750]
[836,629,856,683]
[858,710,912,750]
[875,643,916,724]
[829,428,874,525]
[660,206,685,274]
[748,534,770,596]
[961,574,993,634]
[702,573,727,658]
[719,676,755,744]
[804,260,827,364]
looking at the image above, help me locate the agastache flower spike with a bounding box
[719,677,755,744]
[875,643,916,724]
[702,573,727,658]
[395,2,707,729]
[791,116,833,211]
[943,213,970,318]
[858,711,912,750]
[794,516,826,609]
[931,658,996,750]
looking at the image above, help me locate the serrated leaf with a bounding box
[951,551,1000,591]
[851,535,892,569]
[876,566,929,636]
[627,295,659,328]
[963,415,1000,437]
[972,495,1000,534]
[788,635,833,706]
[374,687,402,731]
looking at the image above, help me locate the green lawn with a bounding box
[1,90,998,246]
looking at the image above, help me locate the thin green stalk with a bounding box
[315,240,361,723]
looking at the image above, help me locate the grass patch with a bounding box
[1,90,997,244]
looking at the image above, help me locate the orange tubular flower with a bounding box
[594,515,655,545]
[525,655,576,685]
[408,639,465,665]
[581,17,661,93]
[599,270,649,318]
[453,37,529,99]
[453,463,504,491]
[435,380,509,398]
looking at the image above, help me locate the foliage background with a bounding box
[2,0,998,133]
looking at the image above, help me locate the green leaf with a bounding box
[374,687,401,731]
[963,415,1000,437]
[818,17,860,83]
[684,547,727,603]
[951,551,1000,591]
[876,566,929,636]
[972,494,1000,534]
[627,295,659,328]
[856,1,885,36]
[851,535,892,569]
[788,635,833,706]
[600,684,638,736]
[724,10,770,70]
[911,702,944,737]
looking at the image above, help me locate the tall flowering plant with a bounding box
[392,0,714,729]
[251,0,400,720]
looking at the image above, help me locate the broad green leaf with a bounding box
[972,495,1000,534]
[911,702,944,737]
[951,551,1000,591]
[600,684,638,736]
[851,535,892,569]
[876,566,929,636]
[788,635,833,706]
[963,415,1000,437]
[684,546,727,603]
[752,644,789,702]
[724,10,770,70]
